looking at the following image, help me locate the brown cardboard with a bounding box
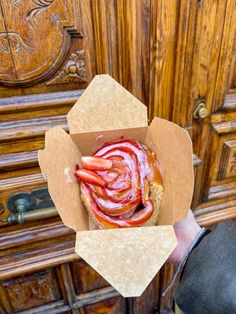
[38,74,194,297]
[146,117,194,225]
[38,126,88,231]
[75,226,176,297]
[70,127,147,155]
[67,74,147,134]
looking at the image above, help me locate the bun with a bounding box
[76,139,164,229]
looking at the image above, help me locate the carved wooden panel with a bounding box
[71,260,109,294]
[0,0,81,85]
[218,139,236,180]
[210,119,236,182]
[0,90,84,227]
[0,270,62,312]
[0,7,17,81]
[46,50,87,85]
[131,272,160,314]
[83,297,126,314]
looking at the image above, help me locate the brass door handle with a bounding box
[193,102,208,119]
[2,188,58,224]
[2,207,58,224]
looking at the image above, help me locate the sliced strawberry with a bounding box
[75,169,107,187]
[81,156,113,170]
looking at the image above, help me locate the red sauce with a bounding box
[80,139,162,228]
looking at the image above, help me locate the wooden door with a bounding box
[151,0,236,311]
[0,1,157,313]
[0,1,235,313]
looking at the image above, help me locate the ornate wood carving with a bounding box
[46,50,87,85]
[218,139,236,180]
[0,0,81,86]
[26,0,56,29]
[0,9,17,81]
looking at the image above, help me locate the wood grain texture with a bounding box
[190,0,236,211]
[0,0,81,85]
[195,199,236,226]
[72,260,109,295]
[91,0,150,104]
[217,139,236,180]
[0,150,38,171]
[0,172,45,191]
[131,272,160,314]
[1,270,62,312]
[207,182,236,201]
[149,0,178,121]
[57,264,77,309]
[0,221,74,250]
[0,115,68,142]
[117,0,142,99]
[0,90,84,114]
[233,60,236,87]
[212,0,236,112]
[172,0,198,128]
[0,240,78,280]
[82,296,126,314]
[0,3,17,81]
[223,92,236,111]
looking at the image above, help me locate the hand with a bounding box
[168,209,201,265]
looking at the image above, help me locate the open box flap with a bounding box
[38,126,88,231]
[67,75,148,134]
[75,225,177,297]
[146,117,194,225]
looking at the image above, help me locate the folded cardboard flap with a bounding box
[70,127,147,155]
[75,226,177,297]
[38,126,89,231]
[146,118,193,225]
[67,74,148,134]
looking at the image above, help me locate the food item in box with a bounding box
[75,139,164,229]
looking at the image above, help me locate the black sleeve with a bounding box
[174,220,236,314]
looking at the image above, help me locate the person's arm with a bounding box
[169,212,236,314]
[168,210,201,264]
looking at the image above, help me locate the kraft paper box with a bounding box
[38,75,194,297]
